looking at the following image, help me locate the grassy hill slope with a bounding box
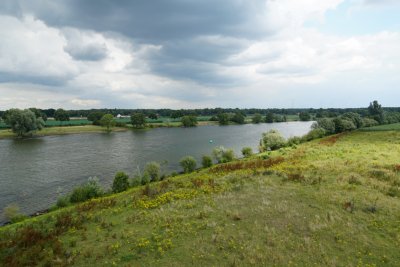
[1,131,400,266]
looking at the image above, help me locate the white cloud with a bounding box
[0,15,78,81]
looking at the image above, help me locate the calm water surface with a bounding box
[0,122,312,223]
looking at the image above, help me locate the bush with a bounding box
[362,118,379,128]
[287,136,302,146]
[144,162,160,182]
[252,113,262,124]
[130,175,142,187]
[212,146,235,163]
[333,118,356,133]
[341,112,363,128]
[70,177,103,203]
[56,196,70,208]
[314,118,335,134]
[3,204,27,223]
[217,113,230,125]
[231,112,245,124]
[201,155,213,168]
[260,130,286,151]
[112,172,129,193]
[241,147,253,157]
[181,116,198,127]
[302,128,326,142]
[180,156,197,173]
[141,172,151,185]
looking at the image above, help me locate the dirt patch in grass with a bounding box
[319,133,347,146]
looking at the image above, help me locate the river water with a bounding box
[0,122,312,223]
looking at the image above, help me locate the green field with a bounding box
[0,125,127,139]
[1,130,399,266]
[361,123,400,131]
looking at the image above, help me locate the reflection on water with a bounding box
[0,122,312,222]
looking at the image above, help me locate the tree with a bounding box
[4,109,45,137]
[299,112,311,121]
[231,112,245,124]
[131,112,146,128]
[112,172,129,193]
[314,118,335,134]
[144,162,161,182]
[241,147,253,157]
[341,112,363,128]
[212,146,235,163]
[217,113,230,125]
[148,113,158,120]
[252,113,262,124]
[368,100,385,124]
[99,114,116,132]
[70,177,103,203]
[265,112,274,123]
[201,155,213,168]
[54,108,70,125]
[29,108,47,121]
[170,110,183,119]
[87,111,105,125]
[181,115,198,127]
[260,130,286,151]
[333,118,356,133]
[180,156,197,173]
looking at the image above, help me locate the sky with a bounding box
[0,0,399,109]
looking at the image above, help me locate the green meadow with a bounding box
[1,130,400,266]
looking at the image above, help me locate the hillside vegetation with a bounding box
[1,131,400,266]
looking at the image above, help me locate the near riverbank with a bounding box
[1,129,399,266]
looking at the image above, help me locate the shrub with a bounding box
[252,113,262,124]
[3,204,27,223]
[260,130,286,151]
[180,156,197,173]
[144,162,161,182]
[302,128,326,142]
[201,155,213,168]
[141,172,151,185]
[112,172,130,193]
[333,118,356,133]
[212,146,235,163]
[56,196,70,208]
[70,177,103,203]
[241,147,253,157]
[287,136,302,146]
[231,112,245,124]
[362,118,379,128]
[217,113,230,125]
[130,175,142,187]
[314,118,335,134]
[181,116,198,127]
[341,112,363,128]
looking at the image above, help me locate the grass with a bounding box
[360,123,400,131]
[0,125,127,139]
[1,131,400,266]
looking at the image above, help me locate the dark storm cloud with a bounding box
[14,0,271,42]
[0,0,272,85]
[0,72,69,87]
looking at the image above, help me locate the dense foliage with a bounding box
[179,156,197,173]
[3,109,45,137]
[130,113,146,128]
[181,116,198,127]
[99,114,116,132]
[112,172,130,193]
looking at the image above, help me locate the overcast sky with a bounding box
[0,0,399,109]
